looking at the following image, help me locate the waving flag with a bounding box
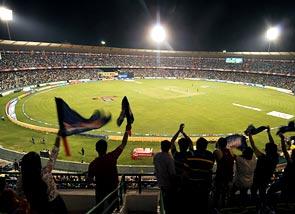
[226,134,247,151]
[117,96,134,135]
[244,125,268,136]
[277,121,295,135]
[55,97,111,155]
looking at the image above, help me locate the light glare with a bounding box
[266,27,280,41]
[0,7,12,21]
[101,40,106,45]
[150,25,166,43]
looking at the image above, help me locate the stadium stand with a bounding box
[0,40,295,92]
[1,40,295,213]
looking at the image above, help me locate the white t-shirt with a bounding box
[234,156,257,189]
[153,152,176,188]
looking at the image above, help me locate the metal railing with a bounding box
[86,176,126,214]
[0,171,158,193]
[159,191,165,214]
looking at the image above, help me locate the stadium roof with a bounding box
[0,39,295,59]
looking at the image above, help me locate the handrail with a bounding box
[86,176,126,214]
[159,190,165,214]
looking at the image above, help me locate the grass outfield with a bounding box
[1,79,295,165]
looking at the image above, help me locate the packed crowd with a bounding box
[1,120,295,213]
[0,69,100,91]
[0,52,197,69]
[0,52,294,74]
[1,67,295,92]
[132,69,295,90]
[154,124,295,213]
[0,51,295,91]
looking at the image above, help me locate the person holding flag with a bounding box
[87,123,131,205]
[87,96,134,205]
[248,125,279,212]
[16,135,67,213]
[55,97,112,156]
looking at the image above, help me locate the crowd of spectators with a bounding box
[0,51,295,91]
[0,69,99,91]
[1,123,295,213]
[132,68,295,90]
[153,124,295,213]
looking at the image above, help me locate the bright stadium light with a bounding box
[0,7,13,40]
[101,40,106,45]
[266,27,280,41]
[266,26,280,52]
[0,7,13,21]
[150,24,166,43]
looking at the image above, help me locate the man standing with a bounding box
[170,124,193,176]
[249,126,278,211]
[186,137,215,213]
[81,147,85,163]
[88,124,131,204]
[213,137,234,209]
[153,140,176,214]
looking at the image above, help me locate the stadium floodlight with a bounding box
[266,27,280,41]
[0,7,13,21]
[101,40,106,45]
[266,26,280,52]
[150,24,166,43]
[0,7,12,40]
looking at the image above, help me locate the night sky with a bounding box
[1,0,295,51]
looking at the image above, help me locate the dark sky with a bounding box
[1,0,295,51]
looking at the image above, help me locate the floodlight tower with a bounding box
[0,7,13,40]
[266,26,280,52]
[150,24,166,43]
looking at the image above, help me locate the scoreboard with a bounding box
[225,58,243,64]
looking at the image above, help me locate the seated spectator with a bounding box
[249,126,279,212]
[16,135,67,214]
[267,133,295,210]
[231,146,256,206]
[213,137,234,209]
[153,140,176,214]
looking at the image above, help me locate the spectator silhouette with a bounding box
[153,140,176,214]
[213,137,234,209]
[267,133,295,210]
[16,135,67,213]
[81,147,85,163]
[170,123,193,176]
[186,137,214,213]
[13,159,19,171]
[170,124,193,213]
[231,146,256,206]
[249,126,278,212]
[88,124,131,205]
[0,177,29,213]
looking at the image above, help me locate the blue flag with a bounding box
[55,97,112,136]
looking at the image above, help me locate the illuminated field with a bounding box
[1,79,295,165]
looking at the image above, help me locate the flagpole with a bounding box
[62,136,71,156]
